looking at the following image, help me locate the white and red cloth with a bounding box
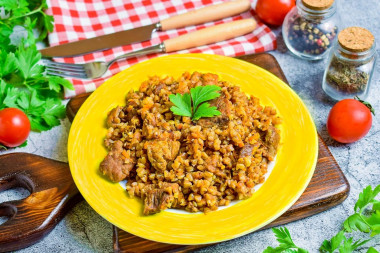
[46,0,277,98]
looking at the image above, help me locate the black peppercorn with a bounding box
[287,17,337,56]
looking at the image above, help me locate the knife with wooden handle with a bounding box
[54,18,257,80]
[40,0,251,58]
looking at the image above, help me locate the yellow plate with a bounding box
[68,54,318,245]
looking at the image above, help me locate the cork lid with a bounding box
[301,0,334,10]
[338,27,375,52]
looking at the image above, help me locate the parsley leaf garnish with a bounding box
[192,102,221,120]
[169,93,192,117]
[190,85,221,109]
[169,85,221,120]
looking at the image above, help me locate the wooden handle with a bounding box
[160,0,251,31]
[0,153,82,252]
[164,18,256,53]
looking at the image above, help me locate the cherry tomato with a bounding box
[0,108,31,147]
[327,99,373,143]
[255,0,295,26]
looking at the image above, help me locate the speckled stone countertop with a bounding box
[1,0,380,252]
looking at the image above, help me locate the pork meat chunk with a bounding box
[146,140,180,171]
[142,183,180,215]
[106,106,123,128]
[264,126,280,159]
[99,140,134,182]
[239,143,254,158]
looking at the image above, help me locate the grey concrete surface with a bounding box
[1,0,379,252]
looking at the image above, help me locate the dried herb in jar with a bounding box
[322,27,376,100]
[325,56,369,93]
[288,16,338,55]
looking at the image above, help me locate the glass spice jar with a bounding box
[322,27,377,100]
[282,0,340,60]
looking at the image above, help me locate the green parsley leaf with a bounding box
[343,213,371,233]
[16,89,44,112]
[18,140,28,147]
[373,202,380,211]
[0,51,17,77]
[0,0,21,12]
[343,185,380,235]
[169,85,221,120]
[355,185,380,213]
[0,80,21,109]
[47,75,74,92]
[14,43,43,80]
[169,93,192,117]
[41,98,65,127]
[367,247,379,253]
[263,227,308,253]
[338,237,370,253]
[2,85,19,108]
[320,230,345,253]
[38,11,54,40]
[366,210,380,236]
[0,24,14,52]
[10,0,30,20]
[192,102,221,120]
[190,85,221,110]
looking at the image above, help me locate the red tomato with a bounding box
[255,0,295,26]
[0,108,31,147]
[327,99,373,143]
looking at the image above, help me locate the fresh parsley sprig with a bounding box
[169,85,221,120]
[0,0,74,137]
[263,227,308,253]
[320,185,380,253]
[344,185,380,236]
[265,184,380,253]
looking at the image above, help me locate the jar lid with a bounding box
[338,27,375,52]
[301,0,334,10]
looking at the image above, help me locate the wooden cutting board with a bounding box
[66,53,350,253]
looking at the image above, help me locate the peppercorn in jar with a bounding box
[322,27,376,100]
[282,0,340,60]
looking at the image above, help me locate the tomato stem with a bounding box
[355,96,375,116]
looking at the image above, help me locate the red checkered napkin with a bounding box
[46,0,277,98]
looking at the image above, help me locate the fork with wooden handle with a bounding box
[43,18,257,79]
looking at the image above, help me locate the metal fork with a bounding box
[43,19,257,79]
[43,44,165,79]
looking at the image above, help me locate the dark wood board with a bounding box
[0,153,82,252]
[65,53,350,253]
